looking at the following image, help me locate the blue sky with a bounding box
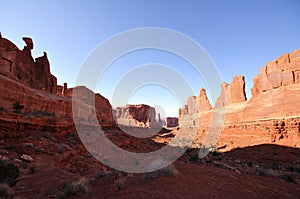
[1,0,300,117]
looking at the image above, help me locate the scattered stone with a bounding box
[20,154,34,162]
[23,143,34,148]
[14,158,22,163]
[0,149,8,155]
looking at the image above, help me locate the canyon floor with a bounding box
[1,122,299,199]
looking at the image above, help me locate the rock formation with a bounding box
[62,83,68,96]
[0,36,115,126]
[179,49,300,149]
[114,104,159,128]
[179,88,212,117]
[34,52,57,93]
[179,88,212,125]
[0,37,57,93]
[251,49,300,97]
[198,88,213,111]
[165,117,178,128]
[215,75,247,107]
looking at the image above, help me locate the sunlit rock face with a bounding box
[251,49,300,97]
[178,49,300,149]
[115,104,160,128]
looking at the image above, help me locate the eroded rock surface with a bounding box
[179,49,300,148]
[114,104,159,128]
[0,36,115,126]
[251,49,300,97]
[165,117,178,128]
[0,37,57,93]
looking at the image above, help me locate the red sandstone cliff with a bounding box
[0,36,115,126]
[179,49,300,149]
[180,49,300,125]
[114,104,159,128]
[0,37,57,93]
[251,50,300,97]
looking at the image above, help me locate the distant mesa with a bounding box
[114,104,162,128]
[165,117,178,128]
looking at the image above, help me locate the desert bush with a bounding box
[187,154,199,163]
[144,164,177,179]
[12,102,24,114]
[0,160,20,186]
[42,187,56,197]
[0,183,15,199]
[211,150,219,157]
[280,174,296,184]
[29,166,36,174]
[59,178,87,198]
[0,106,8,112]
[57,143,70,154]
[115,172,127,190]
[40,132,57,143]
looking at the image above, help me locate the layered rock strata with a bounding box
[0,36,115,127]
[179,49,300,149]
[114,104,159,128]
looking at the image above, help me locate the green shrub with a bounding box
[0,160,20,186]
[59,178,87,198]
[115,173,127,190]
[12,102,24,114]
[144,164,177,179]
[29,166,36,174]
[0,183,14,199]
[280,174,296,184]
[187,154,199,163]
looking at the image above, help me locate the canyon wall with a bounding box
[179,49,300,149]
[0,36,115,127]
[251,50,300,97]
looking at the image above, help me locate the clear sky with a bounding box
[1,0,300,117]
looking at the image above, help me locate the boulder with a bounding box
[20,154,34,162]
